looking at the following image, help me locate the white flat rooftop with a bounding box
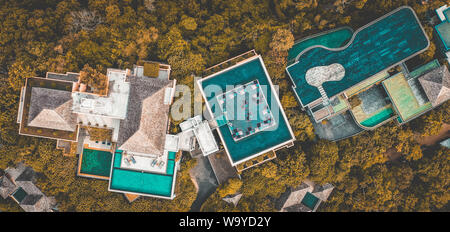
[180,115,219,156]
[436,5,449,22]
[72,69,130,119]
[194,121,219,156]
[164,134,179,152]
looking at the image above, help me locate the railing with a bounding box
[202,50,258,77]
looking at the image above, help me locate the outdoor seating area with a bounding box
[198,54,295,167]
[217,80,275,141]
[109,151,177,199]
[120,152,168,174]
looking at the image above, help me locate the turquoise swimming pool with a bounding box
[360,107,395,128]
[288,27,353,63]
[287,7,429,106]
[109,151,177,198]
[200,57,294,164]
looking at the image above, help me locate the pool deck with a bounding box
[108,151,178,199]
[198,54,295,166]
[286,6,430,107]
[312,111,364,141]
[383,72,433,122]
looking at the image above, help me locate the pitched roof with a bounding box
[312,183,335,201]
[222,193,242,207]
[0,176,16,199]
[279,183,313,210]
[418,65,450,107]
[117,76,173,156]
[1,163,57,212]
[21,194,43,205]
[15,167,35,182]
[283,203,313,212]
[27,87,77,131]
[276,181,335,212]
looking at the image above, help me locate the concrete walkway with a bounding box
[189,155,218,212]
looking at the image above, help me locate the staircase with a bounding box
[318,86,329,104]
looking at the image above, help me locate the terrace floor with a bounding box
[189,155,218,212]
[350,84,395,128]
[312,111,364,141]
[383,72,432,122]
[109,151,176,198]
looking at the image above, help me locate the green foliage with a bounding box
[0,0,449,212]
[218,178,243,198]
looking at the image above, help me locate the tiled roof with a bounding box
[27,87,77,131]
[117,76,173,156]
[419,65,450,107]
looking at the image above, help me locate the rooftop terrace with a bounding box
[72,69,130,119]
[287,6,430,106]
[198,55,295,166]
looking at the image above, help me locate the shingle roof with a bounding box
[21,194,43,205]
[222,193,242,207]
[117,76,173,156]
[27,87,77,131]
[0,176,16,199]
[1,163,57,212]
[418,65,450,107]
[283,203,313,212]
[312,183,335,201]
[15,167,35,182]
[276,181,334,212]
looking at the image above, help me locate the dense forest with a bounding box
[0,0,448,212]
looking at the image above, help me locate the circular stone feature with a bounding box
[305,63,345,87]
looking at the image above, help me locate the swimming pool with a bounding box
[109,151,177,198]
[301,192,320,210]
[287,7,429,106]
[360,107,395,128]
[288,27,353,63]
[200,56,295,165]
[79,148,113,178]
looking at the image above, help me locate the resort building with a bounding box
[276,181,334,212]
[17,61,181,200]
[0,163,57,212]
[197,50,296,171]
[286,6,450,141]
[435,5,450,64]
